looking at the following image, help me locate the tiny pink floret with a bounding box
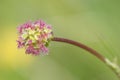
[17,20,53,55]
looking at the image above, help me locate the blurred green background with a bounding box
[0,0,120,80]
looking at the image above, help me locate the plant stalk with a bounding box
[52,37,105,62]
[52,37,120,79]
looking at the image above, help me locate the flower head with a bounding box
[17,20,53,55]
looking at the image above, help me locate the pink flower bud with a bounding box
[17,20,53,55]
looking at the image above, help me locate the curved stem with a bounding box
[52,37,120,79]
[52,37,106,63]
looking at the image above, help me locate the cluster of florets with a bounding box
[17,20,53,55]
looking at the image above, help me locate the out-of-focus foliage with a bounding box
[0,0,120,80]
